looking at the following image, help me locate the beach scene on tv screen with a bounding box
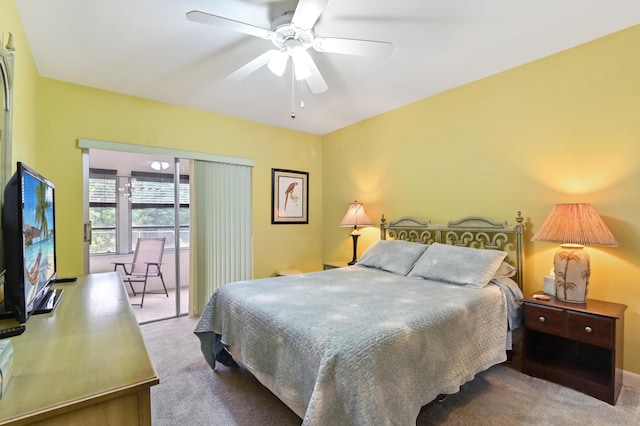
[22,172,55,306]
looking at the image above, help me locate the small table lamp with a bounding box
[531,203,619,303]
[340,201,373,265]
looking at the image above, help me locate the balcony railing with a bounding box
[90,225,189,254]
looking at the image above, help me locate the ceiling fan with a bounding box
[186,0,393,94]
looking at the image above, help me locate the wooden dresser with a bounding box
[0,272,159,425]
[522,293,626,405]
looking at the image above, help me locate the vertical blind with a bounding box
[189,160,252,315]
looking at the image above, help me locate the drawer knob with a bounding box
[585,326,593,333]
[538,316,546,323]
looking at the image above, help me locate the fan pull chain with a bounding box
[291,68,296,120]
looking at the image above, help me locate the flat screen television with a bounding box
[1,162,61,324]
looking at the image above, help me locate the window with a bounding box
[88,168,189,255]
[89,169,117,254]
[130,171,190,250]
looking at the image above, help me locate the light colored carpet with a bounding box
[141,316,639,425]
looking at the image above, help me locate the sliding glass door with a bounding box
[84,149,189,323]
[80,138,255,323]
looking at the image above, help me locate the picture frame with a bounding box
[271,168,308,224]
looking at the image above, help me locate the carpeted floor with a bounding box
[141,316,639,425]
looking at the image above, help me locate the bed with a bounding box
[195,212,524,425]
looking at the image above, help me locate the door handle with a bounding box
[84,222,92,243]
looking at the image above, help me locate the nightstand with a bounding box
[522,293,626,405]
[322,261,349,270]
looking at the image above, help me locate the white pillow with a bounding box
[408,242,507,288]
[357,240,429,275]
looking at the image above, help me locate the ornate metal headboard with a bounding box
[380,212,524,289]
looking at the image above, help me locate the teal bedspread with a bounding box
[195,266,511,425]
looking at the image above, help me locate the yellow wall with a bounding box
[322,25,640,374]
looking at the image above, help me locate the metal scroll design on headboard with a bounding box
[380,212,525,289]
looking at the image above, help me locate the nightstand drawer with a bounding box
[567,311,614,348]
[524,304,564,335]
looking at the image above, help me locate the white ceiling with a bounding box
[15,0,640,136]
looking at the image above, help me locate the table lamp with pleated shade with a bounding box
[531,203,619,303]
[340,201,373,265]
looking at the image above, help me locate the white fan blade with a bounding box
[313,37,393,57]
[302,53,328,94]
[186,10,272,39]
[225,50,278,81]
[291,0,329,30]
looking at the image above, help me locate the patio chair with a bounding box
[113,237,168,307]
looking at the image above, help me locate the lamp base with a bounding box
[554,244,590,304]
[348,232,360,265]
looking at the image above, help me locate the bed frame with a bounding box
[380,212,524,289]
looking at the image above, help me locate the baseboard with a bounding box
[623,369,640,389]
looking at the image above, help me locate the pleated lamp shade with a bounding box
[339,201,373,228]
[532,203,618,304]
[531,203,618,247]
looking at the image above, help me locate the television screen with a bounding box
[22,167,56,308]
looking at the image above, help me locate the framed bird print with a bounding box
[271,168,309,224]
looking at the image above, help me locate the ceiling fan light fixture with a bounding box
[292,48,312,80]
[150,161,169,171]
[294,60,311,80]
[267,50,288,77]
